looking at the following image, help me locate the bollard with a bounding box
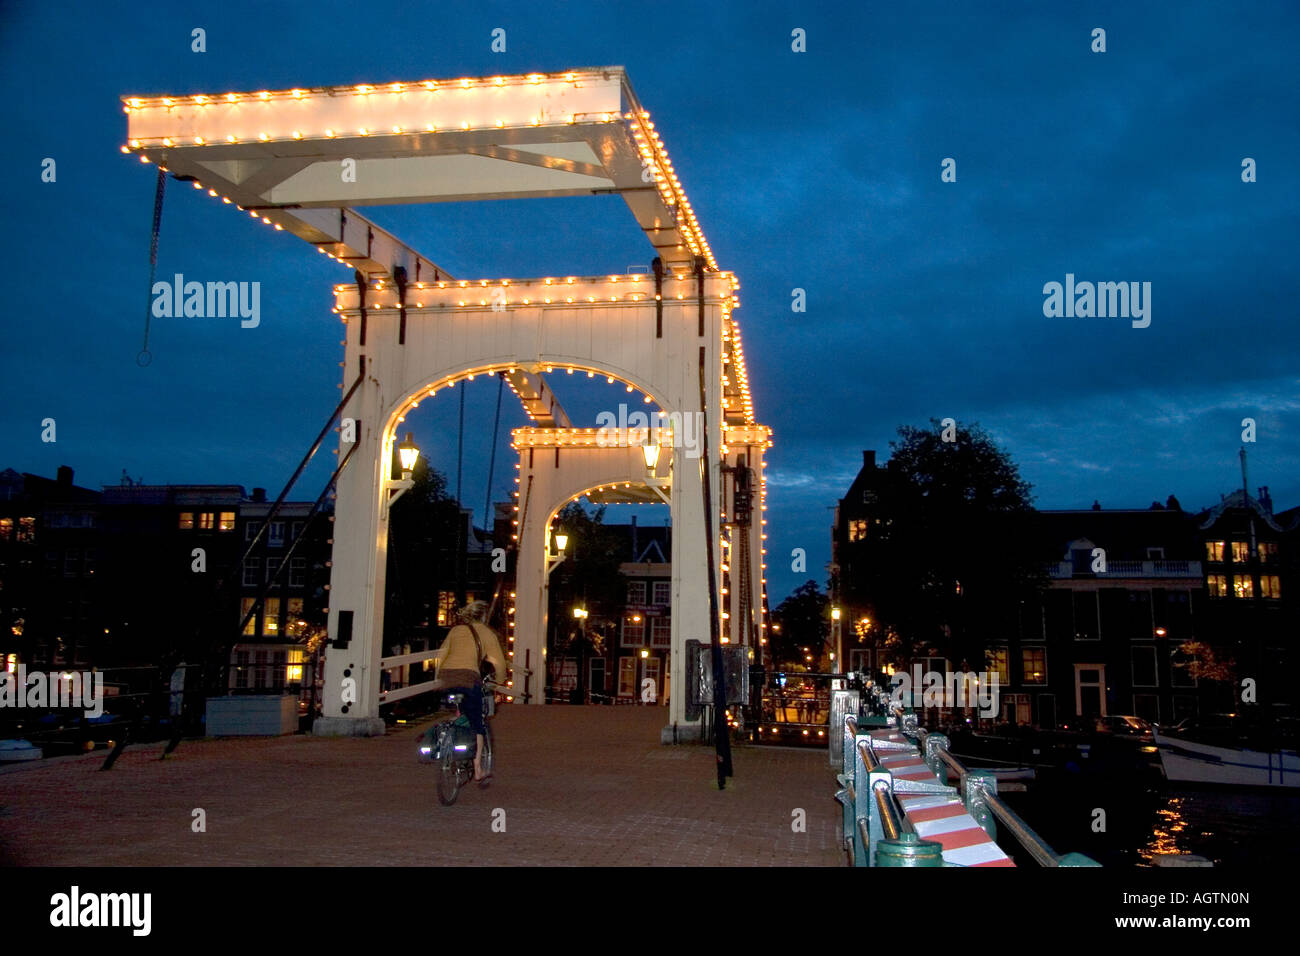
[964,770,998,842]
[875,833,944,867]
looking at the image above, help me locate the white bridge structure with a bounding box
[123,68,772,738]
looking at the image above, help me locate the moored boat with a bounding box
[1154,713,1299,789]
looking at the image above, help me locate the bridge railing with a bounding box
[835,711,1100,867]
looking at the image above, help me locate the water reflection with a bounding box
[1008,780,1300,867]
[1137,797,1188,863]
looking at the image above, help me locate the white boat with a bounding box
[0,739,43,763]
[1154,714,1299,789]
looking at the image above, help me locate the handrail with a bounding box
[913,726,1098,867]
[873,781,903,841]
[984,792,1059,867]
[835,705,1099,867]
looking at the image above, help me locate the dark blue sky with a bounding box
[2,1,1297,605]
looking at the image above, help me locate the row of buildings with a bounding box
[830,450,1300,728]
[0,464,677,718]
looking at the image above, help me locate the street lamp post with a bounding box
[381,432,420,516]
[831,606,842,678]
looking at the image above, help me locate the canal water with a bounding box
[1001,774,1300,867]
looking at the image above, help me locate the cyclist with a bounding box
[432,600,507,781]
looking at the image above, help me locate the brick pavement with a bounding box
[0,707,843,866]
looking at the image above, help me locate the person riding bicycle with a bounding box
[433,600,507,781]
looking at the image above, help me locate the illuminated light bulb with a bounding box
[461,78,471,88]
[162,138,173,147]
[274,224,283,231]
[222,196,231,203]
[163,98,173,106]
[496,119,505,128]
[259,91,270,100]
[606,376,614,384]
[359,128,369,136]
[425,123,436,131]
[262,217,271,224]
[390,82,404,92]
[461,121,470,130]
[120,145,130,153]
[140,155,151,163]
[565,72,575,81]
[291,89,303,99]
[258,132,269,141]
[423,80,437,90]
[192,181,202,189]
[128,98,142,108]
[325,128,335,137]
[292,130,302,139]
[226,134,237,143]
[194,136,205,144]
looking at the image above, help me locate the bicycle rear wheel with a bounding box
[437,747,463,805]
[477,723,493,787]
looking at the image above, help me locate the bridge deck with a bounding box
[0,708,841,866]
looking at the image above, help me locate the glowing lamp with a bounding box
[397,432,419,477]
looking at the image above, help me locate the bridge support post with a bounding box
[314,355,390,737]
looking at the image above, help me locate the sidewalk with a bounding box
[0,707,842,866]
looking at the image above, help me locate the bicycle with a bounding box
[418,680,497,806]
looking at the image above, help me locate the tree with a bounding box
[384,457,463,650]
[770,580,829,669]
[841,419,1045,670]
[547,502,627,701]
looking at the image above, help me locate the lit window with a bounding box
[240,598,257,636]
[1207,574,1228,598]
[1232,575,1253,598]
[1021,647,1046,684]
[264,597,281,634]
[1258,542,1278,564]
[198,512,215,530]
[848,519,869,542]
[178,512,195,530]
[437,591,456,626]
[987,648,1009,685]
[0,518,11,541]
[621,616,645,647]
[1205,541,1224,562]
[218,511,236,532]
[1231,541,1249,563]
[17,517,35,543]
[1261,576,1281,599]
